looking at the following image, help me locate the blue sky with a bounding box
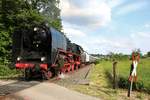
[60,0,150,54]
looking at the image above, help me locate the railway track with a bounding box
[52,64,94,87]
[0,64,94,98]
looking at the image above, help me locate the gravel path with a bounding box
[0,82,100,100]
[52,64,94,87]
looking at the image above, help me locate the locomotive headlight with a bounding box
[34,27,38,31]
[17,56,22,61]
[41,57,46,62]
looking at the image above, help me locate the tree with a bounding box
[0,0,62,64]
[22,0,62,30]
[147,51,150,57]
[0,31,11,64]
[1,0,62,29]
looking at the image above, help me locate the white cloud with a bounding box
[137,32,150,38]
[131,32,150,38]
[116,1,147,15]
[108,0,125,8]
[139,32,150,37]
[144,24,150,28]
[130,31,150,54]
[60,0,111,28]
[75,36,135,54]
[64,27,86,38]
[61,21,86,38]
[90,37,134,49]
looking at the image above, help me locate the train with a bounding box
[12,24,96,80]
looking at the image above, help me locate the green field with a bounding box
[71,58,150,100]
[99,57,150,92]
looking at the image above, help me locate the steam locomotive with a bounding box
[12,24,95,80]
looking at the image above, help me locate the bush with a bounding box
[94,59,100,65]
[117,76,144,90]
[0,64,20,77]
[0,31,12,64]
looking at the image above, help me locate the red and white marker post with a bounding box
[127,52,140,97]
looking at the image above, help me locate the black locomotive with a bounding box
[12,24,89,80]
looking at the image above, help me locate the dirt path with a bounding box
[0,80,41,96]
[0,81,100,100]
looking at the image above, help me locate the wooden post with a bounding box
[113,61,117,89]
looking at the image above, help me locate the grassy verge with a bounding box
[0,64,21,79]
[70,63,117,100]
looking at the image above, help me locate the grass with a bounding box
[69,58,150,100]
[100,58,150,92]
[70,62,118,100]
[0,64,21,79]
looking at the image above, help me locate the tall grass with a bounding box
[0,64,20,79]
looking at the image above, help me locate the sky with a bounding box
[60,0,150,54]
